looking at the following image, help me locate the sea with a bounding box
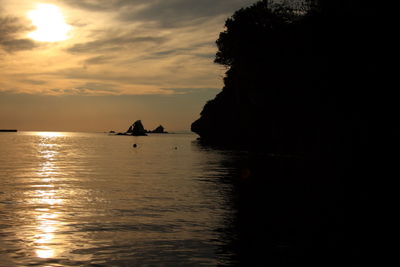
[0,131,349,266]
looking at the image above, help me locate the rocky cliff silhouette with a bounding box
[149,125,168,133]
[126,120,147,136]
[192,0,377,160]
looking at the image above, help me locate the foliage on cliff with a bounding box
[191,0,377,157]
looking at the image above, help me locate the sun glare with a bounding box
[37,132,65,138]
[27,4,71,42]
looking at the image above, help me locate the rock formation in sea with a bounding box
[150,125,168,133]
[126,125,133,134]
[191,0,376,159]
[128,120,148,136]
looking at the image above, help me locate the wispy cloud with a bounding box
[1,0,255,96]
[117,0,255,28]
[83,55,113,65]
[0,16,38,52]
[63,0,256,27]
[1,0,257,130]
[68,33,168,54]
[18,79,47,85]
[49,82,120,95]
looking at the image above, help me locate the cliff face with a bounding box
[191,0,376,158]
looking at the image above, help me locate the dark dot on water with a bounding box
[133,144,137,148]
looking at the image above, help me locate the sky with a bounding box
[0,0,256,132]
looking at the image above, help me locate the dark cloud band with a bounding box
[0,16,38,52]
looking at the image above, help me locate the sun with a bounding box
[27,4,71,42]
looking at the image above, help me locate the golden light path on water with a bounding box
[33,132,64,259]
[12,132,69,260]
[1,131,236,265]
[18,132,97,263]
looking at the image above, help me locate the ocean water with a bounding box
[0,131,349,266]
[0,131,242,266]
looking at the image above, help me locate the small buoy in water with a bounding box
[133,144,137,148]
[174,147,178,150]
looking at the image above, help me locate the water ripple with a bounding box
[0,132,236,265]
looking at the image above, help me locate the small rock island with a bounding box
[149,125,168,134]
[125,120,148,136]
[114,121,168,136]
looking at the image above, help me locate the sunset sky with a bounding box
[0,0,256,132]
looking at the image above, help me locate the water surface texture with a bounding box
[0,132,239,266]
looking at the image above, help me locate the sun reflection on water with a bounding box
[36,248,55,259]
[36,132,66,138]
[34,211,60,258]
[31,207,61,259]
[31,133,65,259]
[1,131,237,265]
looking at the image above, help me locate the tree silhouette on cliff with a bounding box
[192,0,377,159]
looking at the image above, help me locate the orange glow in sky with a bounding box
[27,4,71,42]
[0,0,247,131]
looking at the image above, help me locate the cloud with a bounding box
[83,55,113,65]
[1,0,246,97]
[145,47,214,60]
[18,79,47,85]
[0,16,38,52]
[68,33,168,54]
[63,0,256,28]
[76,82,118,92]
[162,87,219,95]
[117,0,256,28]
[0,0,261,130]
[47,82,119,96]
[62,0,141,12]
